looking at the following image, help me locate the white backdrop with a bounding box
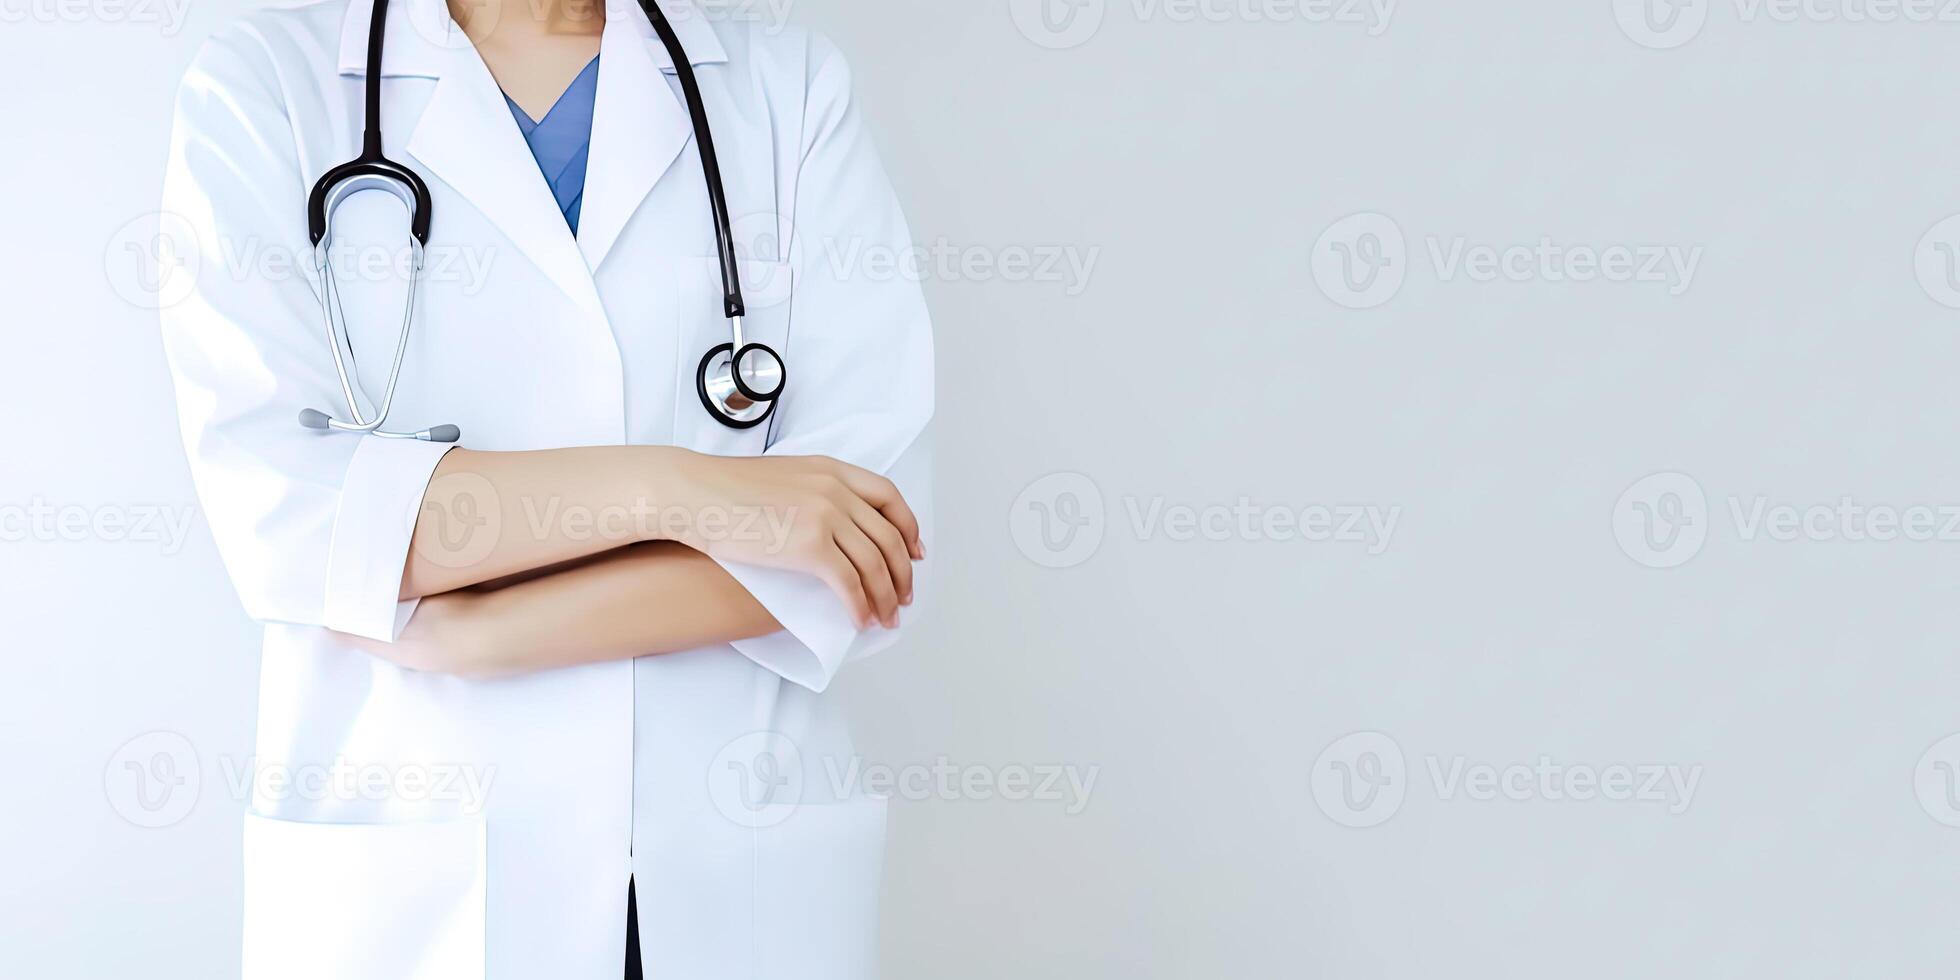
[9,1,1960,977]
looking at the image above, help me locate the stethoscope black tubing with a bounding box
[306,0,433,246]
[363,0,388,159]
[637,0,747,320]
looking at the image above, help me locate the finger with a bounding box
[850,498,913,605]
[834,526,899,628]
[819,554,874,630]
[835,526,898,628]
[833,466,922,558]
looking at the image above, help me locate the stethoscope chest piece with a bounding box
[697,333,786,429]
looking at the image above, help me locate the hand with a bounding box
[653,449,924,630]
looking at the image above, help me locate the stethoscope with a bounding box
[298,0,787,442]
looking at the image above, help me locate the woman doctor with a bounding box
[157,0,931,976]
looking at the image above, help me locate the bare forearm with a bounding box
[479,542,780,669]
[402,445,683,600]
[375,543,782,677]
[401,446,925,634]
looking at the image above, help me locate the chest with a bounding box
[307,68,798,457]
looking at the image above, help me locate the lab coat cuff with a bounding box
[322,437,455,642]
[715,561,896,693]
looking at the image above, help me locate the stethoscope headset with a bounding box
[299,0,787,443]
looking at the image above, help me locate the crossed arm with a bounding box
[348,444,924,678]
[358,542,784,677]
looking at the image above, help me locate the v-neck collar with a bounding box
[502,55,602,234]
[505,56,602,133]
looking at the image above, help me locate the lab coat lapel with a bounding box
[578,0,728,272]
[336,0,447,79]
[402,9,603,316]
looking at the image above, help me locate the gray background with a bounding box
[7,0,1960,976]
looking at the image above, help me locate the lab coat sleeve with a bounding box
[714,36,936,693]
[158,29,451,642]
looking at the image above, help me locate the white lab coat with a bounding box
[157,0,932,976]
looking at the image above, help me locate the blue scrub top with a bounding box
[504,57,601,235]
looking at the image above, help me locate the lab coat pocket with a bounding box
[241,812,487,980]
[752,794,889,980]
[674,255,794,455]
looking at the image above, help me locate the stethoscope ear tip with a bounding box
[297,406,459,443]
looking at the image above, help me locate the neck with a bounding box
[450,0,607,44]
